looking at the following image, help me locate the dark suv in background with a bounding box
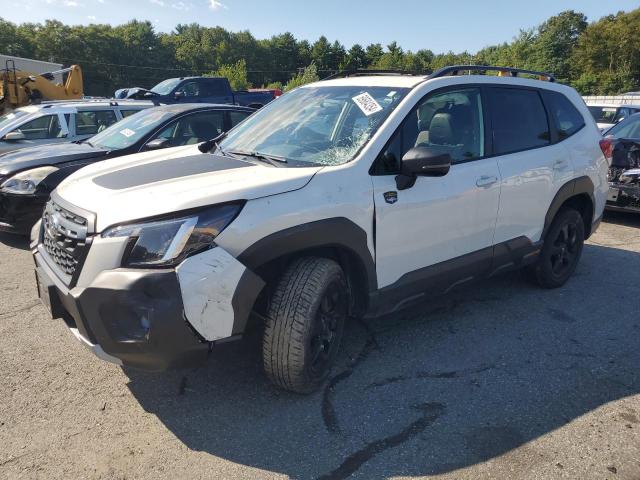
[115,76,276,109]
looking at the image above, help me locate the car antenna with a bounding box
[198,131,227,154]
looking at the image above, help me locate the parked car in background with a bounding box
[115,77,276,109]
[587,103,640,131]
[249,87,283,98]
[0,103,254,234]
[601,113,640,213]
[0,100,152,154]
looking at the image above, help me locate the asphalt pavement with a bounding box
[1,212,639,480]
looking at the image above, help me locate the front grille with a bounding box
[41,200,89,279]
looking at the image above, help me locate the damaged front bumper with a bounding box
[607,169,640,213]
[33,236,264,371]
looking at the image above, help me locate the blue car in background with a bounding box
[115,76,276,109]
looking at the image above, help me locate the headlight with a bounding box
[102,203,243,267]
[1,166,58,194]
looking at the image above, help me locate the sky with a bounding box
[4,0,638,54]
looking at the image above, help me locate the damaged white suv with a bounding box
[33,66,608,393]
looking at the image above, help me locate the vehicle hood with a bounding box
[57,144,323,232]
[0,142,109,175]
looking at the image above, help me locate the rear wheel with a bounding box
[263,257,347,393]
[528,208,585,288]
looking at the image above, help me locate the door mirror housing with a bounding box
[144,138,169,151]
[3,131,26,141]
[174,91,184,99]
[395,147,452,190]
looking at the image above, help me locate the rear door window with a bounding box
[76,110,118,135]
[13,115,64,140]
[541,90,585,140]
[149,110,225,147]
[488,88,550,155]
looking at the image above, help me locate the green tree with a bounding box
[311,36,332,72]
[2,7,640,97]
[285,63,319,91]
[344,44,367,70]
[365,43,384,66]
[533,10,588,82]
[571,9,640,94]
[209,59,250,90]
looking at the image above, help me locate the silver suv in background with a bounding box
[0,100,153,154]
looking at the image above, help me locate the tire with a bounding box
[263,257,348,393]
[528,207,585,289]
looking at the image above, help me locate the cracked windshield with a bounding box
[220,86,408,166]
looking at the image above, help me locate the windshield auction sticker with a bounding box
[119,128,136,137]
[352,92,383,116]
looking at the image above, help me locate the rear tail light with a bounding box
[599,137,613,165]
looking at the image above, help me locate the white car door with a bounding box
[487,87,575,245]
[372,87,501,289]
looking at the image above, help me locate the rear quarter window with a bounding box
[120,109,141,118]
[541,90,585,140]
[200,79,229,97]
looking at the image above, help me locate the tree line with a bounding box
[0,8,638,96]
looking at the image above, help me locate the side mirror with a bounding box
[144,138,169,150]
[174,91,184,99]
[395,147,452,190]
[143,91,155,98]
[3,131,26,141]
[617,117,625,123]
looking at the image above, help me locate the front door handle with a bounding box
[476,175,498,188]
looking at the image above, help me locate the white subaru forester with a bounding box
[32,66,608,393]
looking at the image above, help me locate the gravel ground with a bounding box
[1,212,639,480]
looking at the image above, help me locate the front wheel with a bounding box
[528,208,585,289]
[263,257,347,393]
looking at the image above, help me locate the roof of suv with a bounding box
[311,65,561,90]
[311,74,562,90]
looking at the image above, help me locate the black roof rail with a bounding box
[325,69,428,80]
[428,65,556,82]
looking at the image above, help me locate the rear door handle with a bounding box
[476,175,498,188]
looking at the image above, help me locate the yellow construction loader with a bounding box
[0,60,84,113]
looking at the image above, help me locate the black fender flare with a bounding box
[237,217,377,293]
[543,176,595,238]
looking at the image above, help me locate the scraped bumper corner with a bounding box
[33,244,265,370]
[69,327,123,366]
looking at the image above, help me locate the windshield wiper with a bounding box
[228,150,288,166]
[198,131,228,154]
